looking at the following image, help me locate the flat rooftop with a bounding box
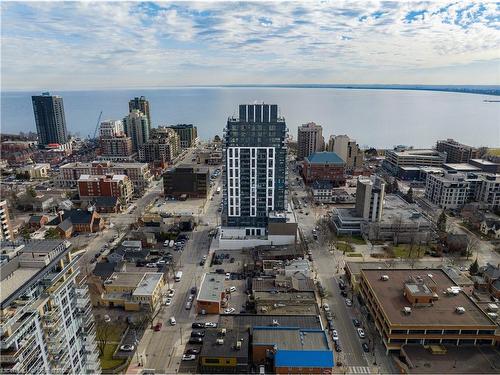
[197,273,226,302]
[200,329,249,359]
[132,273,163,296]
[470,158,497,166]
[218,314,323,330]
[391,149,443,157]
[379,195,431,224]
[253,327,330,351]
[361,269,495,327]
[107,272,144,288]
[443,163,481,171]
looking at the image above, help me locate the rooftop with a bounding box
[106,272,144,288]
[443,163,481,172]
[470,158,498,166]
[389,149,445,157]
[218,314,323,330]
[379,195,431,225]
[199,328,249,359]
[305,152,344,165]
[253,327,330,352]
[361,269,495,327]
[197,273,226,302]
[275,350,334,369]
[133,273,163,296]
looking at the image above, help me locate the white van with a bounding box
[175,271,183,282]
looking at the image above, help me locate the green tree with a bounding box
[27,186,37,198]
[437,210,447,233]
[469,258,479,275]
[19,225,31,240]
[44,228,61,239]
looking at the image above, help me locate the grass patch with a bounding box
[337,235,366,245]
[391,244,428,259]
[100,344,126,370]
[346,253,363,257]
[487,148,500,156]
[96,322,127,342]
[336,242,354,253]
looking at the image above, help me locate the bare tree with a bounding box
[95,318,113,355]
[391,216,403,246]
[466,235,480,260]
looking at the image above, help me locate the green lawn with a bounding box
[100,344,126,370]
[337,235,366,245]
[96,322,127,342]
[336,242,354,253]
[391,244,428,259]
[346,253,363,257]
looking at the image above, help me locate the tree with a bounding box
[469,258,479,275]
[437,210,447,234]
[95,318,113,356]
[465,235,480,260]
[19,225,31,240]
[44,228,61,239]
[405,187,414,203]
[392,179,399,193]
[26,186,37,198]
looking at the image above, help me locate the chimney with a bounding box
[58,210,64,223]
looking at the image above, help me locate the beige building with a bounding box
[17,163,50,179]
[123,109,150,152]
[0,200,14,241]
[327,135,363,172]
[297,122,324,160]
[99,272,164,311]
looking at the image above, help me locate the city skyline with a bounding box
[1,1,499,90]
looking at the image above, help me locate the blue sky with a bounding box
[1,1,499,90]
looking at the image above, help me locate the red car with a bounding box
[153,322,162,331]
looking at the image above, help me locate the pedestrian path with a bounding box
[347,366,372,374]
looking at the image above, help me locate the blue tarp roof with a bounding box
[306,152,344,164]
[274,350,334,368]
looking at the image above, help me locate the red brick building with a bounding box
[78,174,133,203]
[301,152,345,187]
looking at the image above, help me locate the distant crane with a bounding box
[92,110,103,139]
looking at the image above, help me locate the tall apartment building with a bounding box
[222,103,288,231]
[327,135,364,172]
[425,171,500,210]
[99,136,133,157]
[123,110,150,152]
[32,92,69,146]
[139,127,180,165]
[128,96,151,128]
[297,122,323,160]
[99,120,124,138]
[437,138,478,163]
[57,161,152,194]
[78,174,134,203]
[0,200,14,241]
[168,124,198,148]
[0,240,101,374]
[355,176,386,221]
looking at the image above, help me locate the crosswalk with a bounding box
[346,366,372,374]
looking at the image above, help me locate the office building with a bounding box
[57,161,152,194]
[99,120,124,138]
[78,174,134,203]
[359,269,497,353]
[475,174,500,210]
[327,135,364,172]
[383,148,447,177]
[31,92,69,147]
[123,110,149,152]
[168,124,198,148]
[128,96,151,128]
[139,127,180,166]
[199,329,249,373]
[0,240,101,374]
[437,139,479,163]
[355,176,385,221]
[469,159,500,174]
[297,122,323,160]
[219,104,297,249]
[0,200,14,241]
[301,152,346,186]
[163,165,209,198]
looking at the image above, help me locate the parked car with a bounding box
[225,272,231,280]
[169,317,176,326]
[340,290,348,297]
[322,303,330,312]
[188,295,194,302]
[352,319,361,327]
[188,337,203,344]
[331,330,339,341]
[185,348,200,355]
[120,344,135,352]
[215,268,225,274]
[154,322,163,331]
[185,301,192,310]
[357,328,365,338]
[191,331,205,337]
[167,289,175,298]
[163,297,172,306]
[182,354,196,361]
[190,286,197,294]
[204,322,218,328]
[334,341,342,352]
[362,343,370,352]
[192,322,205,329]
[345,298,353,307]
[224,308,235,314]
[103,314,111,323]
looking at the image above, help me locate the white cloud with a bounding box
[1,0,499,89]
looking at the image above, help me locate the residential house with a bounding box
[27,214,48,229]
[480,218,500,239]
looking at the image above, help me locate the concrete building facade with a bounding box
[168,124,198,148]
[327,135,364,172]
[139,127,180,166]
[128,96,151,129]
[436,138,478,163]
[123,110,149,152]
[0,200,14,241]
[297,122,323,160]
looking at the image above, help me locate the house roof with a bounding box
[305,152,344,165]
[93,261,119,280]
[275,350,334,369]
[57,218,73,231]
[484,263,500,279]
[28,215,45,223]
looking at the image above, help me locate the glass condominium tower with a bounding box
[222,103,288,233]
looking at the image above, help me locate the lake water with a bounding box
[1,87,499,148]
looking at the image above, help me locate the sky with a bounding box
[1,0,499,90]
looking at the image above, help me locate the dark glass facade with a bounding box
[32,93,68,146]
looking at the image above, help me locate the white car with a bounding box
[164,297,172,306]
[345,298,353,307]
[120,344,135,352]
[224,308,235,314]
[169,317,176,326]
[146,263,157,268]
[357,328,365,338]
[167,289,175,298]
[103,314,111,323]
[331,330,339,341]
[225,272,231,280]
[182,354,196,361]
[204,322,218,328]
[322,303,330,312]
